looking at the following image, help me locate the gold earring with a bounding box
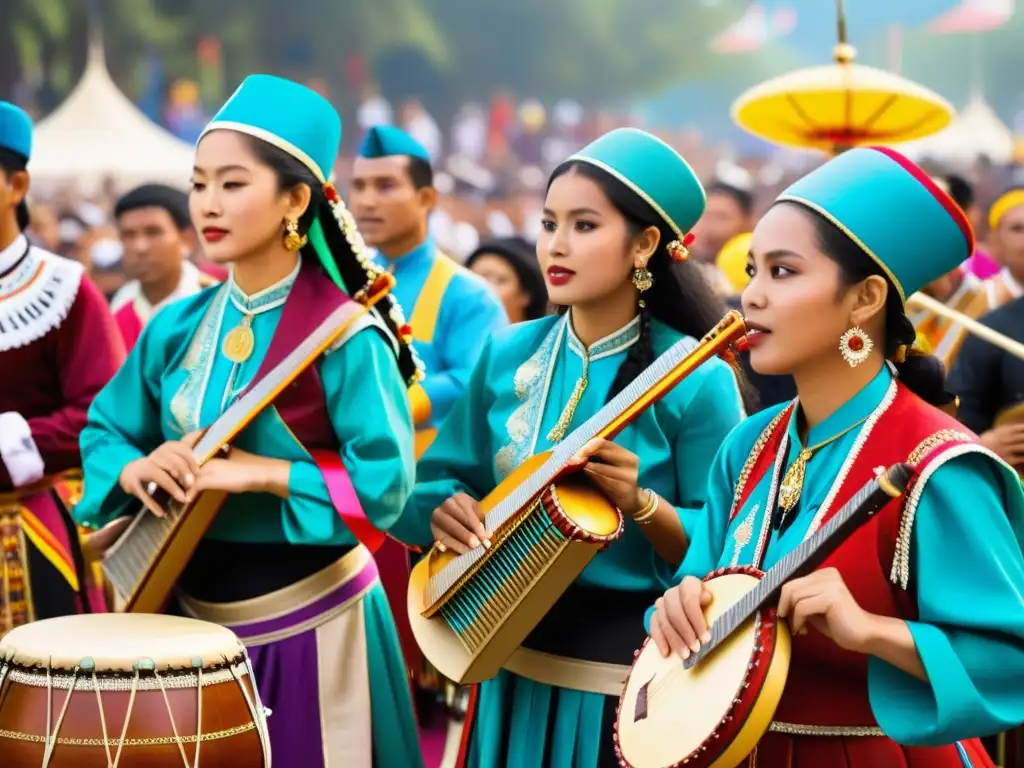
[632,265,653,308]
[839,326,873,367]
[632,265,653,293]
[283,219,307,251]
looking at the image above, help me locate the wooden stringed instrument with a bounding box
[615,463,912,768]
[407,311,748,686]
[101,281,393,614]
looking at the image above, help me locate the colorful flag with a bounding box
[712,4,768,53]
[711,3,797,54]
[928,0,1014,33]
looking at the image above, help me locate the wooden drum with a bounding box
[0,614,270,767]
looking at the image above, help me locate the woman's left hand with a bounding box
[189,448,269,497]
[777,567,876,652]
[567,438,647,516]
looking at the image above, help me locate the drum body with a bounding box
[0,614,270,767]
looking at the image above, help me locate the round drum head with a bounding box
[0,614,245,672]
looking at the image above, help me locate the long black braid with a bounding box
[244,135,420,385]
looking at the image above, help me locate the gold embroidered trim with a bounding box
[768,722,885,737]
[0,721,256,747]
[201,121,326,181]
[729,407,791,519]
[907,430,975,465]
[568,137,706,241]
[891,442,1011,590]
[776,195,905,304]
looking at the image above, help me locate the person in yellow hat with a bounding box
[983,186,1024,310]
[716,231,753,295]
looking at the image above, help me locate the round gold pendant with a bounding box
[222,323,255,363]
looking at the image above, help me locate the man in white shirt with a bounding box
[110,184,211,350]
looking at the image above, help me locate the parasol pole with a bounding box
[832,0,856,155]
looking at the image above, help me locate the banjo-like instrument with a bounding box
[615,463,912,768]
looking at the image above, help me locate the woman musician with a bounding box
[649,147,1024,767]
[394,128,751,767]
[74,75,425,767]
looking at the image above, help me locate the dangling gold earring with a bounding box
[839,326,873,367]
[632,264,653,308]
[283,219,307,251]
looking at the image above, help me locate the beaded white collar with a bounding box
[0,237,84,351]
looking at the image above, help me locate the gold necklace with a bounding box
[776,415,870,513]
[547,351,589,443]
[222,313,255,363]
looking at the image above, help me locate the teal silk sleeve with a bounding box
[75,315,171,528]
[869,453,1024,744]
[281,328,415,544]
[644,434,739,633]
[652,361,745,586]
[424,279,507,425]
[392,339,498,548]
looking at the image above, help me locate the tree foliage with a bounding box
[425,0,744,105]
[4,0,748,114]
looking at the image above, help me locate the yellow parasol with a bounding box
[731,0,955,154]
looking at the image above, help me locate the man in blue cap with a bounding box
[350,125,507,714]
[0,101,125,629]
[351,125,507,456]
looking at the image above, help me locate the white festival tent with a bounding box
[28,40,194,195]
[900,91,1015,166]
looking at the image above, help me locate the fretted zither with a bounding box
[102,295,378,615]
[408,311,748,686]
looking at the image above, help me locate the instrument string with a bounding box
[431,313,746,608]
[641,473,900,713]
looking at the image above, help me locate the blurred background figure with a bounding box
[466,236,548,323]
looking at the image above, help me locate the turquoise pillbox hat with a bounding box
[568,128,706,245]
[358,125,431,162]
[200,74,340,182]
[199,75,348,290]
[776,146,974,303]
[0,102,32,160]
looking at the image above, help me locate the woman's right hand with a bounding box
[119,433,201,516]
[650,576,713,659]
[430,492,491,554]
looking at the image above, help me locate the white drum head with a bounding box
[0,614,245,672]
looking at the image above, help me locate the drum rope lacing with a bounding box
[234,653,272,760]
[7,647,271,768]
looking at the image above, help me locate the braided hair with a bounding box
[547,160,758,412]
[243,135,421,385]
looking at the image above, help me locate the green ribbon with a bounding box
[308,215,348,294]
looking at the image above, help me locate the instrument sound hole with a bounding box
[634,675,653,722]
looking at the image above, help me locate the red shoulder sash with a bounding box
[727,380,978,587]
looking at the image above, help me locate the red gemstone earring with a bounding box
[839,326,873,367]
